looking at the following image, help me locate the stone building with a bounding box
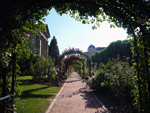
[84,44,105,57]
[29,24,50,58]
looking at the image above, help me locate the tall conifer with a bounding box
[49,36,60,65]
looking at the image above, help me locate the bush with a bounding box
[30,55,57,84]
[90,57,138,104]
[90,68,109,93]
[32,56,48,82]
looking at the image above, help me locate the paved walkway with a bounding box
[45,72,108,113]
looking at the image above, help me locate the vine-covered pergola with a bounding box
[63,55,86,76]
[58,48,89,64]
[57,48,89,79]
[1,0,150,112]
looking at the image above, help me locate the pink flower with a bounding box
[114,75,117,78]
[21,36,25,40]
[26,34,30,37]
[112,58,116,62]
[116,62,120,66]
[100,83,104,87]
[119,67,123,70]
[126,57,130,60]
[132,50,137,56]
[111,66,114,69]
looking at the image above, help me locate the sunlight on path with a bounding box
[45,72,108,113]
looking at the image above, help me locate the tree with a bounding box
[49,36,60,65]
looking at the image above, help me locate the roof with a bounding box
[96,47,105,51]
[88,44,95,49]
[45,24,50,38]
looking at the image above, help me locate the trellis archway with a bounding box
[64,55,80,67]
[57,48,91,80]
[1,1,150,112]
[58,48,89,65]
[63,55,86,77]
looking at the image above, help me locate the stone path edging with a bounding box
[45,82,66,113]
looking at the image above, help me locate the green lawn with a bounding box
[15,76,60,113]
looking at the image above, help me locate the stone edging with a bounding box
[45,82,67,113]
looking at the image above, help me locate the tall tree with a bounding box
[49,36,60,65]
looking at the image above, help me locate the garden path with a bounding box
[45,72,109,113]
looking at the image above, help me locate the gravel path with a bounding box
[45,72,108,113]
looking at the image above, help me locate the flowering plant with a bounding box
[90,56,138,105]
[64,55,80,67]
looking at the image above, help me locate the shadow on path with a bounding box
[47,72,107,113]
[64,79,82,83]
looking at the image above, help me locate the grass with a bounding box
[15,76,60,113]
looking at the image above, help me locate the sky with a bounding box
[44,9,128,54]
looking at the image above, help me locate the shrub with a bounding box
[31,55,57,83]
[32,56,48,82]
[90,57,138,104]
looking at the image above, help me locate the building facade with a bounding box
[84,44,105,57]
[29,24,50,58]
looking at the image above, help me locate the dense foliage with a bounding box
[92,40,132,64]
[71,60,88,79]
[31,55,57,84]
[89,57,138,112]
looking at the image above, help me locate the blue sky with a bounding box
[44,9,128,54]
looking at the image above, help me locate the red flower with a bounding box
[21,36,25,40]
[136,18,147,24]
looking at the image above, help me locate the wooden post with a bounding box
[2,68,7,113]
[11,53,16,113]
